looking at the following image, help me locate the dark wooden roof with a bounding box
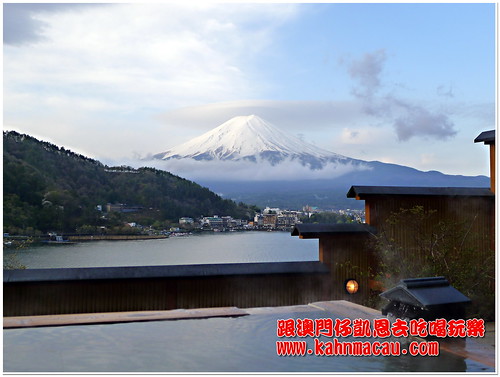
[380,277,471,308]
[347,185,494,199]
[3,262,330,283]
[474,130,495,145]
[291,223,377,239]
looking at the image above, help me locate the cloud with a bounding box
[348,49,387,101]
[340,126,391,145]
[452,102,495,123]
[3,4,46,45]
[436,84,455,98]
[152,99,378,154]
[346,49,457,141]
[391,99,457,141]
[4,4,301,110]
[4,3,302,160]
[3,4,491,179]
[157,99,368,131]
[3,4,104,45]
[137,157,371,182]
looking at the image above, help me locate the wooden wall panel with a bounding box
[4,273,331,317]
[366,195,494,259]
[319,233,376,304]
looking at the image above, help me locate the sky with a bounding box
[3,2,496,178]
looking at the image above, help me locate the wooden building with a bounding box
[291,223,376,304]
[346,185,494,255]
[346,129,495,255]
[293,130,495,301]
[474,129,495,193]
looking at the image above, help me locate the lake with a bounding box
[4,231,319,269]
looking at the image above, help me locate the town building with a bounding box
[253,213,264,227]
[263,213,278,228]
[201,216,224,229]
[277,210,301,228]
[179,217,194,225]
[106,203,143,213]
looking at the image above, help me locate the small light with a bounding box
[346,279,359,294]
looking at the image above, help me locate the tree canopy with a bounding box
[3,131,258,234]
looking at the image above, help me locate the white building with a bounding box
[179,217,194,225]
[202,216,224,228]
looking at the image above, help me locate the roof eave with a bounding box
[292,223,377,239]
[474,130,495,145]
[346,185,494,198]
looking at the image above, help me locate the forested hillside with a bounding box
[3,131,257,235]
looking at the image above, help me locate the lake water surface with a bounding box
[4,231,318,268]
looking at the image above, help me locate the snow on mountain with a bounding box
[153,115,350,169]
[147,114,489,207]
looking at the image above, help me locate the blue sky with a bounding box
[3,2,496,177]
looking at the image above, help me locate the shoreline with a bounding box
[4,228,294,245]
[66,234,168,242]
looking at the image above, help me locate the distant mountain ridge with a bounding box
[151,115,489,209]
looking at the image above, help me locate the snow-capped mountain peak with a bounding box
[153,115,347,168]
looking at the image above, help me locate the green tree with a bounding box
[3,131,257,234]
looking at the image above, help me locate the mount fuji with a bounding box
[150,115,489,209]
[153,114,356,169]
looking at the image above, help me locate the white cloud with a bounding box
[138,157,371,182]
[345,49,458,141]
[339,126,390,145]
[3,4,493,178]
[4,3,302,160]
[155,99,373,148]
[103,97,491,179]
[4,3,301,116]
[348,49,386,101]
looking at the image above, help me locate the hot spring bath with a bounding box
[3,303,493,373]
